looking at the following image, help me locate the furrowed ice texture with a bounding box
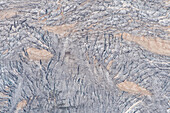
[0,0,169,113]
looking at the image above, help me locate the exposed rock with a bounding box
[15,100,27,113]
[123,33,170,56]
[0,10,17,20]
[117,80,152,96]
[42,23,76,37]
[26,48,53,61]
